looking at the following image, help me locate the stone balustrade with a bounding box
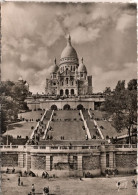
[0,144,137,153]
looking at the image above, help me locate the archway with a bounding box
[71,89,74,95]
[65,89,69,96]
[51,105,58,110]
[63,104,70,110]
[77,104,84,110]
[60,89,63,96]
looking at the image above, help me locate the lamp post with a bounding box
[6,125,8,145]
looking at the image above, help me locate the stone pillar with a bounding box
[113,152,116,168]
[77,155,82,171]
[46,155,51,171]
[101,153,106,173]
[18,153,24,168]
[26,153,31,172]
[31,155,35,170]
[109,152,114,168]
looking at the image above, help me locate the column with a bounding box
[26,153,31,172]
[109,152,114,168]
[77,155,82,171]
[101,153,106,172]
[46,155,51,171]
[18,153,24,168]
[113,152,116,167]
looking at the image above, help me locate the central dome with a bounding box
[60,35,78,65]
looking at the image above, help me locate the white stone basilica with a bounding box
[45,35,92,96]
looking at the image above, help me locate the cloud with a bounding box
[1,2,137,94]
[116,13,136,33]
[71,26,100,44]
[92,62,137,92]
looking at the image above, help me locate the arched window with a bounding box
[73,66,75,71]
[71,89,74,95]
[65,89,69,96]
[51,105,58,110]
[63,104,70,110]
[66,78,68,84]
[77,104,84,110]
[81,73,83,77]
[60,89,63,96]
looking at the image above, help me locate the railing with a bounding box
[80,110,91,139]
[43,110,54,139]
[0,144,137,152]
[93,119,104,140]
[0,144,100,151]
[115,144,137,149]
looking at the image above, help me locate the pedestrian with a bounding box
[18,176,20,186]
[32,184,35,194]
[116,181,120,192]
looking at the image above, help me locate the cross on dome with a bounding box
[67,34,71,45]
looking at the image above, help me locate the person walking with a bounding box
[18,176,20,186]
[32,184,35,195]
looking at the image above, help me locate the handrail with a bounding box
[80,110,91,139]
[29,109,47,140]
[43,110,54,139]
[93,119,104,140]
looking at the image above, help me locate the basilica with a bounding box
[45,35,92,96]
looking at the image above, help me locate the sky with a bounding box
[1,2,137,93]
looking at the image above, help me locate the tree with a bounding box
[104,87,111,95]
[127,79,137,91]
[104,80,137,144]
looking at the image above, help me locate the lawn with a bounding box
[3,121,37,138]
[1,173,137,195]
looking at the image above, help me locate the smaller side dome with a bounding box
[78,58,87,73]
[50,58,59,73]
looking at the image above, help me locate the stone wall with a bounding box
[1,153,18,167]
[31,155,46,170]
[116,153,137,168]
[27,100,95,110]
[69,156,77,170]
[52,154,69,170]
[82,155,100,170]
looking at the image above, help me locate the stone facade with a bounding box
[45,36,92,96]
[1,153,18,167]
[31,155,46,170]
[1,145,137,176]
[82,155,100,170]
[115,153,137,168]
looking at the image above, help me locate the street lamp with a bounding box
[6,125,8,145]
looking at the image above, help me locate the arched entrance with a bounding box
[65,89,69,96]
[60,89,63,96]
[77,104,84,110]
[63,104,70,110]
[51,105,58,110]
[71,89,74,95]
